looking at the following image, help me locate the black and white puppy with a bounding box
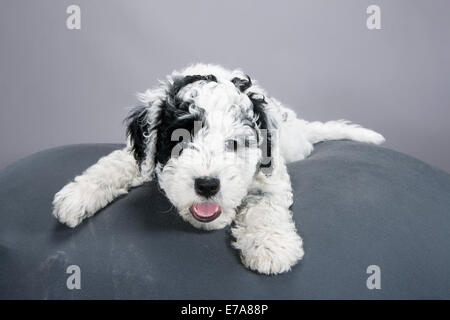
[53,64,384,275]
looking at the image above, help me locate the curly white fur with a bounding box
[52,63,384,275]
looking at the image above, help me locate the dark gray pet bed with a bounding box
[0,141,449,299]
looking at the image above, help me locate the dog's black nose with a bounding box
[194,177,220,198]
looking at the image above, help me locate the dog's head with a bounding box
[126,64,278,230]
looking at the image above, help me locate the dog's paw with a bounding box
[242,234,303,275]
[232,209,304,275]
[52,180,110,227]
[235,229,304,275]
[53,181,90,227]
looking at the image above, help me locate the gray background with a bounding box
[1,0,449,171]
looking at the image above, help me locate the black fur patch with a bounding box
[126,74,217,169]
[231,75,252,92]
[248,93,272,169]
[155,111,203,165]
[125,106,151,167]
[155,74,215,165]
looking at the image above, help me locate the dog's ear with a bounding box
[126,90,165,177]
[126,106,151,167]
[232,74,278,174]
[248,92,278,176]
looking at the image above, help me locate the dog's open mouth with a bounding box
[189,202,222,222]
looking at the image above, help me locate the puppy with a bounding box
[53,64,384,275]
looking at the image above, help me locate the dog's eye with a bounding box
[225,139,238,152]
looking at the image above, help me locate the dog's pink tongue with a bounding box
[194,202,219,217]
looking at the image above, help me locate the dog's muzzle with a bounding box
[189,202,222,222]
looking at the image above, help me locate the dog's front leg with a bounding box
[53,147,147,227]
[231,163,304,275]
